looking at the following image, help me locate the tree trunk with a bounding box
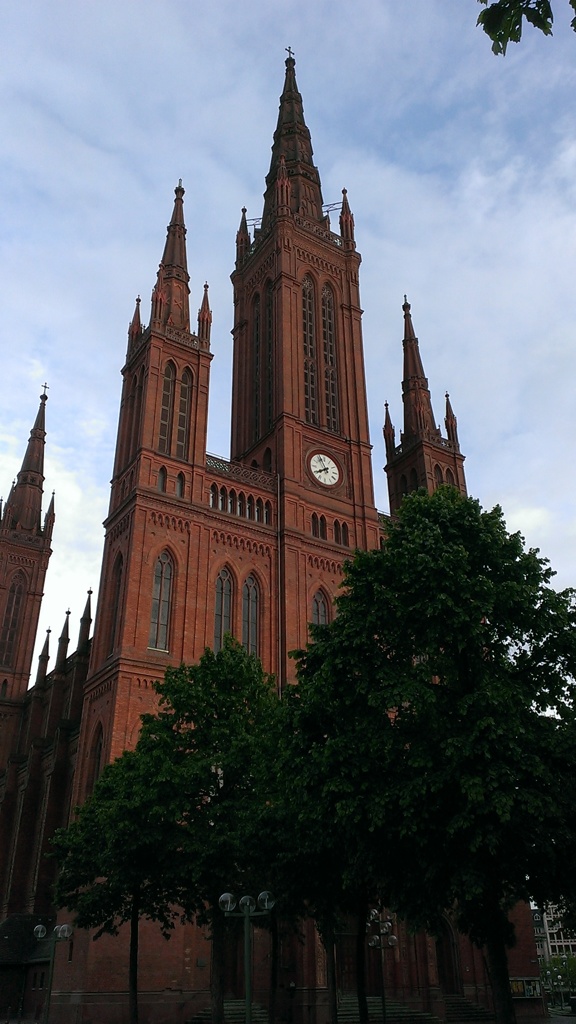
[484,931,517,1024]
[211,907,226,1024]
[323,919,339,1024]
[129,893,140,1024]
[356,897,369,1024]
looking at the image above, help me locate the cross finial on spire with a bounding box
[285,46,294,59]
[41,382,49,398]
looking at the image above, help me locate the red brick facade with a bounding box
[0,56,543,1024]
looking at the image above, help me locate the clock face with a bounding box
[309,452,340,486]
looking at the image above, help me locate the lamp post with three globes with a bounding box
[219,891,276,1024]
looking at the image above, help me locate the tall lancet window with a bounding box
[175,369,192,459]
[214,567,233,653]
[149,551,173,651]
[322,285,339,432]
[242,575,259,655]
[312,590,329,626]
[302,276,317,424]
[0,572,25,667]
[253,294,261,442]
[263,283,274,432]
[158,362,176,454]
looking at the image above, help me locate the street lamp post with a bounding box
[219,891,276,1024]
[33,923,73,1024]
[367,911,398,1024]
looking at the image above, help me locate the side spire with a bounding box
[401,297,438,441]
[261,53,326,230]
[2,390,47,533]
[151,181,190,331]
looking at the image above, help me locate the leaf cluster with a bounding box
[477,0,576,54]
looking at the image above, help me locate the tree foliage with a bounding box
[53,636,280,1024]
[290,488,576,1024]
[477,0,576,53]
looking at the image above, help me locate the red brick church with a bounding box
[0,56,541,1024]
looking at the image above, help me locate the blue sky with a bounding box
[1,1,576,666]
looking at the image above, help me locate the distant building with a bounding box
[534,906,576,960]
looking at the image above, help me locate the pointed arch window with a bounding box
[158,466,167,493]
[312,512,319,538]
[242,575,259,655]
[0,572,25,667]
[158,362,176,454]
[312,590,329,626]
[434,465,444,488]
[214,568,233,653]
[253,294,261,443]
[86,724,104,797]
[175,369,193,459]
[445,468,455,487]
[409,468,418,492]
[176,473,185,498]
[302,276,317,424]
[264,282,274,432]
[149,551,173,651]
[109,554,123,655]
[210,483,218,508]
[322,285,339,432]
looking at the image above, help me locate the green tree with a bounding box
[53,637,280,1024]
[292,488,576,1024]
[477,0,576,53]
[136,636,280,1024]
[52,747,188,1024]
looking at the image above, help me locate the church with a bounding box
[0,55,541,1024]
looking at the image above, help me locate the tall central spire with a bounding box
[261,54,326,231]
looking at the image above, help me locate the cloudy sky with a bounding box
[1,1,576,670]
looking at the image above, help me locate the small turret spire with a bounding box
[35,629,51,686]
[276,154,291,215]
[236,207,250,266]
[444,392,459,447]
[55,610,70,672]
[1,392,47,534]
[77,590,93,653]
[383,401,396,461]
[339,188,355,247]
[128,295,143,350]
[197,283,212,347]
